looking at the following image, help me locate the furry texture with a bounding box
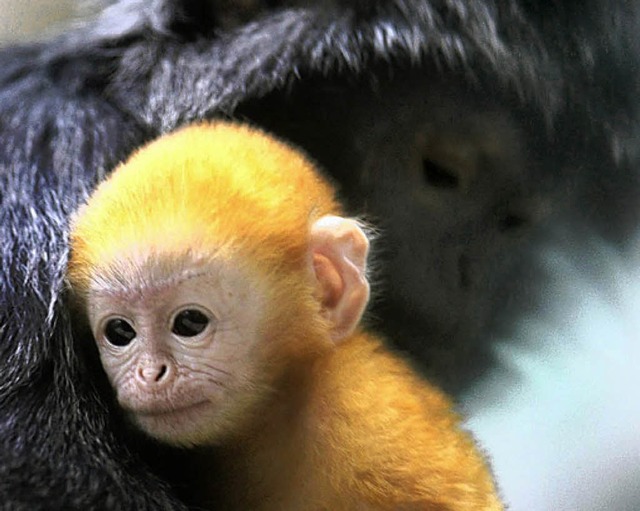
[68,122,502,510]
[68,122,338,290]
[306,331,502,511]
[1,0,639,509]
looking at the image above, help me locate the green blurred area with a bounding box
[0,0,77,45]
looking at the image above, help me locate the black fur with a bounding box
[1,1,638,509]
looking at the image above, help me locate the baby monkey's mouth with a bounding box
[131,400,211,417]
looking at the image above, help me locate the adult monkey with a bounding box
[0,1,638,510]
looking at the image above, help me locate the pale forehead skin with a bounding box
[87,256,234,321]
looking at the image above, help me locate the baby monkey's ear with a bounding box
[310,215,370,341]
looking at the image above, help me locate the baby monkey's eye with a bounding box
[172,309,210,337]
[104,318,137,346]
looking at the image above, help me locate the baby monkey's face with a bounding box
[87,257,270,447]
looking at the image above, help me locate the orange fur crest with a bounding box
[68,122,339,292]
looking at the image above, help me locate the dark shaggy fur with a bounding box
[1,1,639,509]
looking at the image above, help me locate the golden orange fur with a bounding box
[69,122,338,293]
[68,122,502,511]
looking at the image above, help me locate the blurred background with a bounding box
[462,231,640,510]
[0,0,77,45]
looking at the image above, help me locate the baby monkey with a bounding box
[68,123,502,510]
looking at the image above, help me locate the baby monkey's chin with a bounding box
[128,401,219,446]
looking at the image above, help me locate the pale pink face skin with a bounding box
[85,215,370,448]
[87,259,269,447]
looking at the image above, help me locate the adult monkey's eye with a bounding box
[104,318,137,346]
[172,309,210,337]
